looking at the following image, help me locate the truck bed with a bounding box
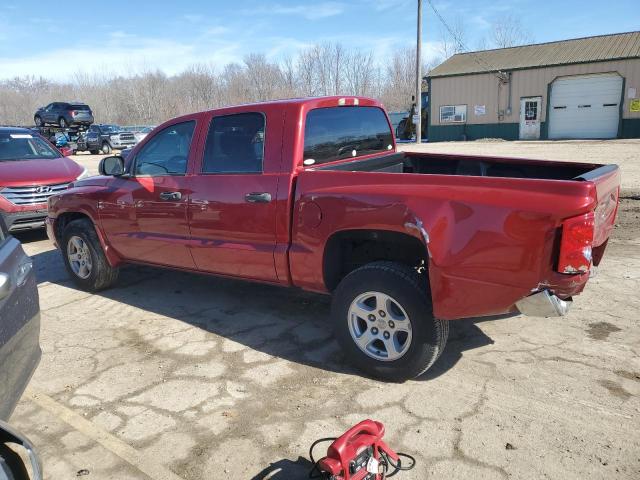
[318,151,613,182]
[295,150,620,319]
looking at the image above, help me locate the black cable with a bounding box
[379,450,416,478]
[308,437,337,479]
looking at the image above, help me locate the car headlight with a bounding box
[76,167,90,180]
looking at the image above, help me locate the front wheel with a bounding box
[61,218,119,291]
[331,261,448,381]
[101,142,112,154]
[34,115,43,127]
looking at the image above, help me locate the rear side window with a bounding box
[303,106,393,165]
[134,121,195,176]
[202,113,264,174]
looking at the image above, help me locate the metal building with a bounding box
[426,31,640,141]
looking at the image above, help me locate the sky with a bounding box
[0,0,637,82]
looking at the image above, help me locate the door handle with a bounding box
[159,191,182,201]
[245,192,272,203]
[0,272,11,301]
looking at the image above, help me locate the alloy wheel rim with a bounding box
[67,236,92,279]
[347,291,412,362]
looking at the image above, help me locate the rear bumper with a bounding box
[430,268,589,320]
[515,290,572,317]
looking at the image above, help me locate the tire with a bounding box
[331,261,448,382]
[33,115,42,127]
[89,150,100,155]
[58,117,68,128]
[101,142,112,154]
[61,218,119,291]
[0,444,29,480]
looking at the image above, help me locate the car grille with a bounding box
[119,133,135,141]
[0,182,70,206]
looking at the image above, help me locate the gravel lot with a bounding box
[10,140,640,479]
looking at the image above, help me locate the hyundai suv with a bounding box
[34,102,94,128]
[0,127,88,232]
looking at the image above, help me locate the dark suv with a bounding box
[85,124,136,154]
[34,102,94,128]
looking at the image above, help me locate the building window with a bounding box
[439,105,467,123]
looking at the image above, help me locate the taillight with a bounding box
[557,212,595,274]
[70,110,77,116]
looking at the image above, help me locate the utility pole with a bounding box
[415,0,422,143]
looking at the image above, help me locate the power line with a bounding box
[426,0,507,81]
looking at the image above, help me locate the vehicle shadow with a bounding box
[28,246,497,381]
[248,457,314,480]
[12,230,49,244]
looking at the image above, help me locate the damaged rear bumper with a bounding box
[516,290,572,317]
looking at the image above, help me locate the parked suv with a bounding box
[0,217,42,480]
[0,127,88,232]
[34,102,94,128]
[86,124,136,154]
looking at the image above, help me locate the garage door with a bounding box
[548,73,623,139]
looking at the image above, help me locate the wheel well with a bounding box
[54,212,92,243]
[323,229,428,292]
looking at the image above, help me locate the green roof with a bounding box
[428,31,640,78]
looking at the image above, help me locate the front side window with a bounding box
[0,132,61,161]
[303,106,393,166]
[439,105,467,123]
[202,113,265,174]
[134,121,195,176]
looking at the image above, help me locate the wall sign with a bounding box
[474,105,486,116]
[630,98,640,113]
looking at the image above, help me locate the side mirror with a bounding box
[99,155,125,176]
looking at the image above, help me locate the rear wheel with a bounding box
[331,261,448,381]
[61,218,119,291]
[101,142,112,154]
[58,117,68,128]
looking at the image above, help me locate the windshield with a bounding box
[102,125,120,133]
[70,104,91,111]
[303,106,393,165]
[0,132,61,161]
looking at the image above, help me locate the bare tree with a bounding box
[438,15,468,59]
[490,14,534,48]
[0,41,443,125]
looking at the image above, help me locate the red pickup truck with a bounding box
[46,96,620,381]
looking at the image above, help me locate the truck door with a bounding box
[188,111,280,282]
[99,121,197,269]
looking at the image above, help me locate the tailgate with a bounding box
[576,164,620,248]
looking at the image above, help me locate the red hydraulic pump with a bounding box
[309,419,415,479]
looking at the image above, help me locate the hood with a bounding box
[0,157,84,187]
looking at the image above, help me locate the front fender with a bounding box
[48,183,123,267]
